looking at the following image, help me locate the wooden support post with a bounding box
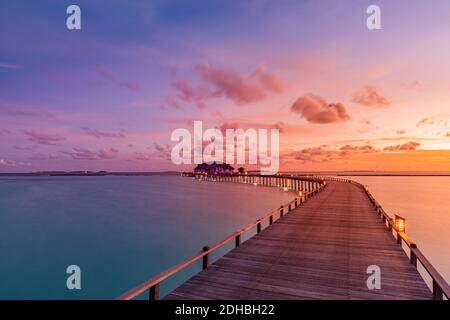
[280,206,284,217]
[149,283,160,300]
[433,280,443,300]
[288,204,291,212]
[202,246,210,270]
[257,222,262,233]
[235,234,240,247]
[269,215,273,225]
[295,198,298,207]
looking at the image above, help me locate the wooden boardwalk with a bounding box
[165,180,431,300]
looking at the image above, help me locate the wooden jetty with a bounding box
[118,174,450,300]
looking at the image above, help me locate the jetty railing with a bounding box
[117,173,326,300]
[328,176,450,300]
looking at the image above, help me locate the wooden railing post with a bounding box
[269,215,273,225]
[410,244,417,267]
[396,232,402,245]
[295,198,298,207]
[288,204,291,212]
[257,222,262,233]
[433,280,443,300]
[149,283,160,300]
[235,234,241,247]
[280,206,284,217]
[202,246,210,270]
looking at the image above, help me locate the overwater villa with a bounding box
[194,162,234,174]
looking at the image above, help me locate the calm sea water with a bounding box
[1,175,448,299]
[0,175,295,299]
[343,176,450,287]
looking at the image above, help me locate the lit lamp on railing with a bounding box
[364,185,369,192]
[394,215,406,233]
[298,191,303,197]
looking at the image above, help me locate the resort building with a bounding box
[194,162,234,174]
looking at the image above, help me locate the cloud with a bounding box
[136,143,171,161]
[339,144,377,155]
[24,130,66,145]
[446,132,450,137]
[0,63,24,69]
[0,159,29,167]
[97,67,141,93]
[396,129,406,134]
[64,147,119,160]
[351,86,390,108]
[290,94,351,124]
[0,128,10,135]
[402,80,424,91]
[383,141,420,151]
[289,143,377,163]
[163,63,283,109]
[0,102,55,119]
[416,117,431,127]
[82,127,126,139]
[163,79,208,109]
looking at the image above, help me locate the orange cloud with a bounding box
[383,141,420,151]
[290,94,351,124]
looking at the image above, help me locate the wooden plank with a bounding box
[165,181,432,300]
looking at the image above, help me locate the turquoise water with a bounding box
[0,175,294,299]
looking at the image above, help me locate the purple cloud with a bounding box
[82,127,126,139]
[24,130,66,145]
[64,147,119,160]
[97,67,141,93]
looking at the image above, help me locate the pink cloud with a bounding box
[82,127,126,139]
[97,67,141,93]
[24,130,66,145]
[290,94,351,124]
[0,158,29,167]
[163,63,283,109]
[351,86,390,108]
[383,141,420,151]
[402,80,424,91]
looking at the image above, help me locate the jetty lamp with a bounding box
[394,215,406,233]
[364,185,369,192]
[298,191,303,197]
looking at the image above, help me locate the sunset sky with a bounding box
[1,0,449,172]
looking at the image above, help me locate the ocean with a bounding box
[0,175,294,299]
[0,175,448,299]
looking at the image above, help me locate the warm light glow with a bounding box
[298,191,303,197]
[395,215,406,232]
[364,185,369,191]
[253,182,257,186]
[283,187,289,191]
